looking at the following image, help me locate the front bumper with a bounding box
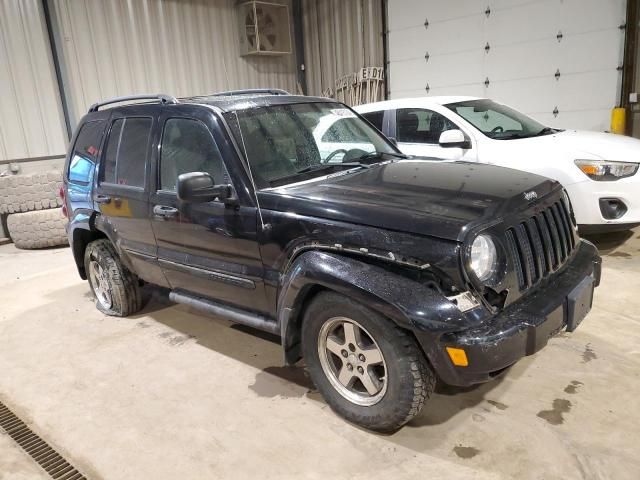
[567,177,640,227]
[420,240,601,387]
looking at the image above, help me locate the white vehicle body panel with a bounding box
[355,97,640,228]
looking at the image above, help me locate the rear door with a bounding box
[95,106,168,287]
[149,107,269,314]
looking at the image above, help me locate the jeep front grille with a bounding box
[505,201,577,291]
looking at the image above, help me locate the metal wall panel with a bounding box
[302,0,383,98]
[0,0,67,162]
[387,0,626,132]
[50,0,298,126]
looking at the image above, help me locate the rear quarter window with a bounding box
[67,120,105,184]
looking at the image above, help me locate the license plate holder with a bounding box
[566,276,594,332]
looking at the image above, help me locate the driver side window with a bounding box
[160,118,228,192]
[396,109,456,144]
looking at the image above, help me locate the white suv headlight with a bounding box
[575,159,639,181]
[470,234,498,282]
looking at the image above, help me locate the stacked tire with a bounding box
[0,171,68,249]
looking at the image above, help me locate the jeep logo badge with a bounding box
[524,191,538,201]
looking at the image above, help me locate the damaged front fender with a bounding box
[278,250,486,364]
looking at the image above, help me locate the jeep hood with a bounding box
[260,160,560,242]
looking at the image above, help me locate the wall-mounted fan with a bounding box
[238,1,291,56]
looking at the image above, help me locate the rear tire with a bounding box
[302,291,435,432]
[84,239,143,316]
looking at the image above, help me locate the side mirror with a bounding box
[438,129,471,149]
[177,172,233,203]
[388,137,398,146]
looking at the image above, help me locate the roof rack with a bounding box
[208,88,290,97]
[88,94,178,113]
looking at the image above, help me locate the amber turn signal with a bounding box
[446,347,469,367]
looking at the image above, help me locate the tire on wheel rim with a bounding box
[84,239,143,317]
[318,317,388,407]
[303,291,436,432]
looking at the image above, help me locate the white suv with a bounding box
[355,97,640,232]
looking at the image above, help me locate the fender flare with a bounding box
[277,250,468,364]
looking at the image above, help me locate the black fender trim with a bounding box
[277,251,475,364]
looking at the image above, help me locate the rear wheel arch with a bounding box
[72,227,107,279]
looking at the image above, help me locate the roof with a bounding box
[86,91,339,115]
[354,96,484,112]
[180,93,335,113]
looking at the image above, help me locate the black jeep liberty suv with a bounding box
[62,90,601,432]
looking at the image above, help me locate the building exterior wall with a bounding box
[302,0,383,99]
[0,0,68,164]
[50,0,298,128]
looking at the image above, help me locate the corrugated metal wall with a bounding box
[302,0,383,98]
[50,0,299,126]
[0,0,68,162]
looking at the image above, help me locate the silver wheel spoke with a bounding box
[89,259,111,309]
[343,322,360,347]
[318,316,388,407]
[326,336,344,357]
[337,366,355,388]
[362,347,383,366]
[359,370,381,396]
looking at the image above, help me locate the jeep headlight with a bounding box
[469,234,498,282]
[575,159,639,181]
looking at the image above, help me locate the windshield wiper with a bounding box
[357,151,409,162]
[269,162,367,187]
[493,132,531,140]
[534,127,556,136]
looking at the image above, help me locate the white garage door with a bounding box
[387,0,626,131]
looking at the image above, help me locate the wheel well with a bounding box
[72,229,107,279]
[283,284,431,371]
[283,284,327,364]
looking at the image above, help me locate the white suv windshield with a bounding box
[446,99,556,140]
[225,102,399,188]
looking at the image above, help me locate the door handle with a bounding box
[153,205,179,218]
[95,194,111,204]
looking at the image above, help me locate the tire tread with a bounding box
[85,239,143,317]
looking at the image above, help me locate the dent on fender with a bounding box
[277,250,487,364]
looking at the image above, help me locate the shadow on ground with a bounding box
[581,229,635,255]
[141,286,507,428]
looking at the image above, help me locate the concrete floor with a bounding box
[0,230,639,480]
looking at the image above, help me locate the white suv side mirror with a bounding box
[439,129,471,149]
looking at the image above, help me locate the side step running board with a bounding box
[169,290,280,336]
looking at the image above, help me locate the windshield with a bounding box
[225,102,399,188]
[446,99,554,140]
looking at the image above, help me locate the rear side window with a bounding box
[102,117,152,187]
[67,120,104,184]
[160,118,228,191]
[361,111,384,131]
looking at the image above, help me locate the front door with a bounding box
[394,108,473,160]
[149,109,269,314]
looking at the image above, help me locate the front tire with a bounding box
[84,239,143,316]
[302,291,435,432]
